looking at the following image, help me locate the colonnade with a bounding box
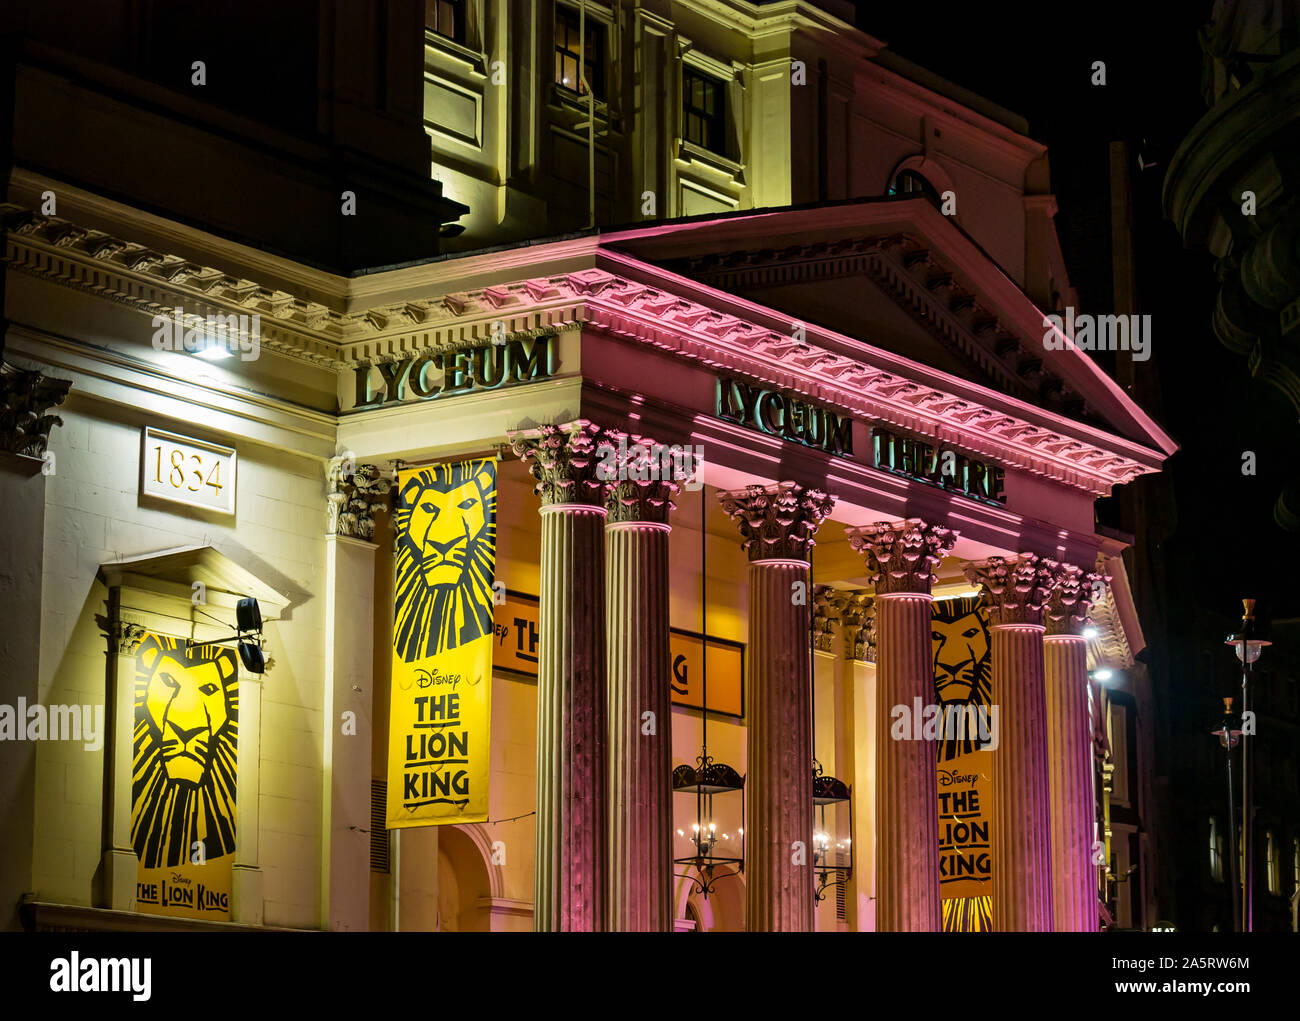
[509,420,1106,931]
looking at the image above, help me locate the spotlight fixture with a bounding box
[190,596,267,674]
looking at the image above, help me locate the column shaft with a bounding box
[535,504,607,931]
[605,522,672,931]
[875,592,942,930]
[1045,635,1094,931]
[990,624,1054,931]
[746,560,814,931]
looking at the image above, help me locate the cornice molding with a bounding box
[4,207,1159,494]
[568,268,1156,494]
[672,231,1091,423]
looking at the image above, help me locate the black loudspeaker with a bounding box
[238,640,265,674]
[237,597,262,633]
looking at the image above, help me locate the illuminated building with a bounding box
[0,0,1170,932]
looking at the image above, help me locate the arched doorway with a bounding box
[436,825,495,932]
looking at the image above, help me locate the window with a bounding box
[1266,831,1278,893]
[890,169,942,205]
[682,67,726,156]
[1210,816,1223,881]
[554,5,605,99]
[1293,837,1299,896]
[426,0,466,44]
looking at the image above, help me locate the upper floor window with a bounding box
[1293,836,1299,896]
[1209,816,1223,882]
[890,169,942,205]
[683,67,726,156]
[1266,831,1279,893]
[555,5,605,99]
[426,0,466,44]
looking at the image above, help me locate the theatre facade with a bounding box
[2,169,1173,931]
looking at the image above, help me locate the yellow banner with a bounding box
[132,633,237,920]
[932,594,995,931]
[491,592,744,718]
[388,460,496,829]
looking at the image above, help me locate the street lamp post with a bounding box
[1211,697,1242,933]
[1225,599,1270,933]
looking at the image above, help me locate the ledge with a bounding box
[21,901,316,933]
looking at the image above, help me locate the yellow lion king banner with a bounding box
[387,459,496,829]
[132,633,238,920]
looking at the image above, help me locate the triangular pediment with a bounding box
[603,198,1175,455]
[98,544,289,615]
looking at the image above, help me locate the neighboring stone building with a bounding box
[1,0,1171,932]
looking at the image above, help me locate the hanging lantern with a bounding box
[811,759,853,901]
[672,486,745,900]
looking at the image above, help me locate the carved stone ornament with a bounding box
[842,591,877,662]
[326,456,393,540]
[1044,565,1111,637]
[812,586,846,652]
[600,431,695,525]
[0,361,72,458]
[509,420,611,508]
[717,482,836,563]
[845,518,958,596]
[964,553,1059,627]
[96,615,147,654]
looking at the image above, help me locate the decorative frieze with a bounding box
[717,482,836,563]
[0,361,71,458]
[846,519,957,596]
[3,200,1158,494]
[325,457,393,540]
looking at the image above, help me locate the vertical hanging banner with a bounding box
[932,595,995,932]
[132,634,238,920]
[387,459,496,828]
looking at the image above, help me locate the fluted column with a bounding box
[510,421,610,931]
[964,555,1057,931]
[603,436,688,931]
[97,593,146,911]
[846,520,958,932]
[718,482,836,931]
[1044,565,1108,931]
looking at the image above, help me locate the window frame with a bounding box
[681,65,727,158]
[554,3,607,101]
[426,0,467,45]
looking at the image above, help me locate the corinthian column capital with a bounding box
[717,482,836,563]
[1044,564,1111,637]
[845,519,958,596]
[841,592,877,662]
[812,586,848,652]
[326,456,393,540]
[0,361,72,458]
[601,432,697,525]
[964,553,1058,627]
[509,420,611,508]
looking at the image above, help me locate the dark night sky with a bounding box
[857,1,1300,635]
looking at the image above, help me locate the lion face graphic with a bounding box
[931,596,992,762]
[394,460,497,663]
[132,634,238,868]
